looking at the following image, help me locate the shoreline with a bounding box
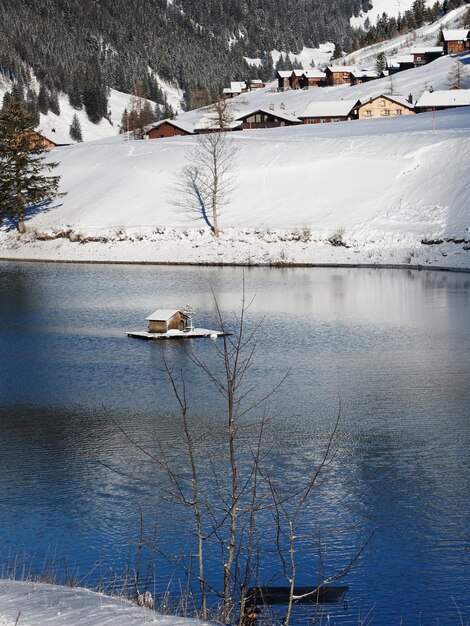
[1,256,469,273]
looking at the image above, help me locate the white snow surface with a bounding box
[350,0,435,29]
[1,104,469,270]
[0,580,211,626]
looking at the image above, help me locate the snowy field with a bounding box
[0,580,210,626]
[0,104,469,270]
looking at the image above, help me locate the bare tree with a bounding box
[175,131,239,237]
[448,58,467,89]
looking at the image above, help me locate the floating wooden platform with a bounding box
[246,585,349,605]
[127,328,227,340]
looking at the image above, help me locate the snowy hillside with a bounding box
[350,0,435,28]
[1,105,469,270]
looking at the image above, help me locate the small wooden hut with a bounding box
[146,309,190,333]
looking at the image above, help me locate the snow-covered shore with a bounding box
[0,580,210,626]
[1,107,469,271]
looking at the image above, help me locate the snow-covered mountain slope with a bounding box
[350,0,435,28]
[1,106,469,269]
[0,80,183,144]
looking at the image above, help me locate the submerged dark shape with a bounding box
[246,586,349,605]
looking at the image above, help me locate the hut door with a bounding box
[178,320,185,331]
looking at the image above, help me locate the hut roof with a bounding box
[302,69,326,79]
[145,119,195,135]
[415,89,470,107]
[234,107,301,123]
[441,29,469,41]
[298,99,360,118]
[146,309,188,321]
[360,94,414,109]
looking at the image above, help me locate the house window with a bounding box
[380,100,385,106]
[364,110,372,117]
[383,109,390,116]
[395,109,402,115]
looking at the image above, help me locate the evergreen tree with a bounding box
[49,90,60,116]
[375,51,387,75]
[69,113,83,142]
[0,95,63,233]
[26,88,39,126]
[38,83,49,115]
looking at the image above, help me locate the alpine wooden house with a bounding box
[145,119,194,139]
[235,107,301,129]
[325,66,354,86]
[441,29,470,55]
[298,100,360,124]
[357,94,415,120]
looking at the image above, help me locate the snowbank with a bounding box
[0,580,210,626]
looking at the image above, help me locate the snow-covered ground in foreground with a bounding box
[1,106,469,270]
[0,580,209,626]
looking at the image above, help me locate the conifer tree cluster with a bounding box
[351,0,468,50]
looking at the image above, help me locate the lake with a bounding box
[0,261,469,625]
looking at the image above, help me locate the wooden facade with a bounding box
[299,70,326,88]
[325,67,354,86]
[146,120,194,139]
[235,108,301,129]
[146,310,189,333]
[276,71,292,91]
[441,29,470,55]
[357,95,415,120]
[410,47,443,66]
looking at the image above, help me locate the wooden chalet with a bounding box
[298,99,360,124]
[276,71,292,91]
[350,69,378,85]
[194,116,242,133]
[300,69,327,88]
[325,66,354,86]
[222,81,248,99]
[289,69,304,90]
[415,89,470,112]
[387,55,415,74]
[409,46,443,66]
[441,29,470,55]
[145,119,194,139]
[357,94,415,120]
[146,309,189,333]
[234,107,301,129]
[249,79,265,90]
[25,128,70,150]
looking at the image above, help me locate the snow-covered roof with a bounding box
[292,69,304,77]
[146,309,187,321]
[145,118,195,135]
[36,127,71,146]
[299,100,360,118]
[415,89,470,107]
[350,69,378,78]
[326,65,355,73]
[302,69,326,78]
[387,55,414,66]
[360,94,414,109]
[441,29,469,41]
[410,46,443,54]
[234,107,301,123]
[276,71,292,78]
[250,79,264,84]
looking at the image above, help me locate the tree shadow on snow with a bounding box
[1,199,63,233]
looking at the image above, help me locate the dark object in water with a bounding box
[246,586,349,605]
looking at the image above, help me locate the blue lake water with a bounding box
[0,261,469,624]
